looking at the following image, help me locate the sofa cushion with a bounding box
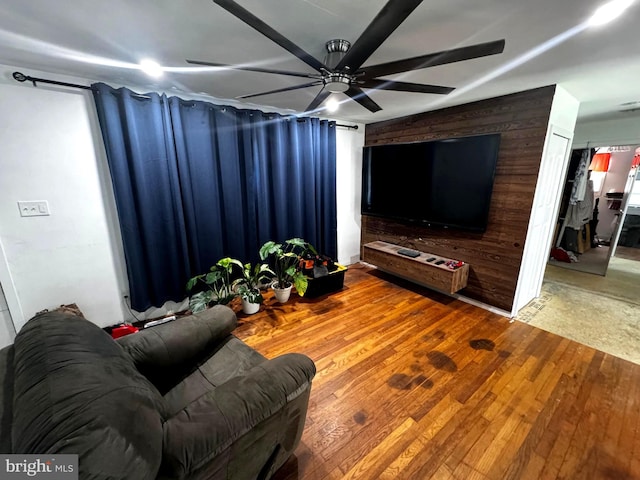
[118,305,238,394]
[11,312,165,479]
[163,336,266,416]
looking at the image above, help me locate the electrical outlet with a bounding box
[17,201,50,217]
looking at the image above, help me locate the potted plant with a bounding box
[259,238,316,303]
[233,262,274,314]
[186,257,243,313]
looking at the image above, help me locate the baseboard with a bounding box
[451,293,513,319]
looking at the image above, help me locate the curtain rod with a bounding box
[12,71,359,130]
[13,71,91,90]
[334,123,358,130]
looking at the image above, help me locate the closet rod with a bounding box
[13,71,360,130]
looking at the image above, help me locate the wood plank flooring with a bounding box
[233,264,640,480]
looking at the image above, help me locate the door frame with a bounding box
[609,150,640,258]
[512,124,574,316]
[0,237,22,335]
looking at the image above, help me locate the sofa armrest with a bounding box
[117,305,237,369]
[160,353,316,479]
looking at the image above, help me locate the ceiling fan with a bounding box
[187,0,506,113]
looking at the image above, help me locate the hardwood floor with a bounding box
[234,264,640,480]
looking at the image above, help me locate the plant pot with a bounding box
[241,297,261,315]
[304,263,348,298]
[272,284,293,303]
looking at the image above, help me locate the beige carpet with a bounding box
[546,256,640,306]
[517,256,640,365]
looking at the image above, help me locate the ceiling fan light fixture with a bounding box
[588,0,633,26]
[139,59,163,77]
[325,97,340,112]
[324,73,351,93]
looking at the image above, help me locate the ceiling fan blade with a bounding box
[186,60,322,79]
[305,88,331,112]
[213,0,326,73]
[358,39,506,79]
[345,87,382,113]
[335,0,424,72]
[236,81,324,99]
[359,79,454,95]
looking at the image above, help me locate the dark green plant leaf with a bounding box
[259,241,282,260]
[285,238,306,248]
[217,292,236,305]
[205,270,223,284]
[189,290,212,313]
[186,274,204,291]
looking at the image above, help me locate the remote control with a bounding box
[397,248,420,258]
[144,316,176,328]
[426,257,436,262]
[435,260,445,265]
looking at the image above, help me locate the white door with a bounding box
[512,125,573,316]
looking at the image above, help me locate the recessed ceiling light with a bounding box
[588,0,633,26]
[325,98,340,112]
[139,59,163,77]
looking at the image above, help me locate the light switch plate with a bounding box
[18,201,50,217]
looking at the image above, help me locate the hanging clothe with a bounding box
[569,149,590,205]
[566,179,594,229]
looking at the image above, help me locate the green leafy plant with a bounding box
[233,262,274,304]
[186,257,243,313]
[259,238,317,296]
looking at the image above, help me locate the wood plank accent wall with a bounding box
[362,86,557,312]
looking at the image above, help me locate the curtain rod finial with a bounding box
[12,72,27,83]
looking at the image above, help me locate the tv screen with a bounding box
[361,134,501,232]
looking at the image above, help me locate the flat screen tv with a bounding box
[361,133,501,232]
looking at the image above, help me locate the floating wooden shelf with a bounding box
[362,241,469,294]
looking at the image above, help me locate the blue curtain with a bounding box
[92,83,337,311]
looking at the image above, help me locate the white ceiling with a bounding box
[0,0,639,124]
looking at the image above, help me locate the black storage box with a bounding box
[304,264,347,298]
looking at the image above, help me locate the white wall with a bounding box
[573,115,640,148]
[0,67,127,331]
[336,125,365,266]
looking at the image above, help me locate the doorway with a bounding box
[550,145,639,276]
[516,145,640,364]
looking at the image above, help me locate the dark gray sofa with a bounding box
[0,305,315,479]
